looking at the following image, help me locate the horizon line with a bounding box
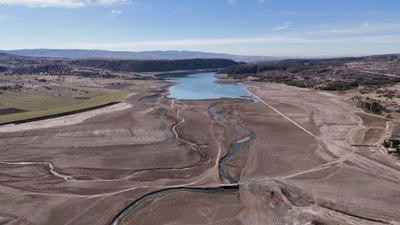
[2,48,399,59]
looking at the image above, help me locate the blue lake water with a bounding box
[165,72,250,100]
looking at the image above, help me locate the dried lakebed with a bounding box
[1,75,399,225]
[112,72,257,224]
[111,75,400,225]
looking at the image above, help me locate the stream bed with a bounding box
[112,72,257,225]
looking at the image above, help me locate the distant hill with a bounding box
[0,49,278,62]
[217,54,400,92]
[72,58,238,72]
[0,53,238,75]
[218,54,400,75]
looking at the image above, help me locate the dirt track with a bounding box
[0,80,399,225]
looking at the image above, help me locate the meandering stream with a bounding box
[111,72,257,225]
[209,102,257,183]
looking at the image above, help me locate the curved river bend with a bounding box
[112,72,257,225]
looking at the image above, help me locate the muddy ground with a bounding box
[0,79,399,225]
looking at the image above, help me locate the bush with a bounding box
[358,101,384,114]
[320,81,353,91]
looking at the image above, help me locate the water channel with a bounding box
[112,72,257,225]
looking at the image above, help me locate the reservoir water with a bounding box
[164,71,256,183]
[165,72,250,100]
[112,71,256,225]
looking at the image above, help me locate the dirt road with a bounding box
[0,80,399,225]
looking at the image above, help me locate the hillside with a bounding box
[0,49,278,62]
[218,54,400,117]
[71,58,237,72]
[0,54,237,76]
[218,55,400,91]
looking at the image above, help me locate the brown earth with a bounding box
[122,191,244,225]
[123,82,400,225]
[355,112,389,128]
[0,80,399,225]
[0,79,224,225]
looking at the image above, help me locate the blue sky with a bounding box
[0,0,399,56]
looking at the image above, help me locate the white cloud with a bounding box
[174,6,192,14]
[64,35,400,50]
[0,0,86,8]
[110,9,122,16]
[0,0,126,8]
[279,10,299,15]
[272,22,291,31]
[227,0,236,5]
[307,23,400,35]
[97,0,126,6]
[227,0,266,5]
[67,37,292,49]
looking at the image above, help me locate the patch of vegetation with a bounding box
[348,86,400,116]
[320,81,358,91]
[0,66,7,73]
[73,58,238,72]
[13,64,71,75]
[0,53,237,77]
[0,90,128,124]
[357,100,384,114]
[218,56,400,91]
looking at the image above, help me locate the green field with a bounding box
[0,90,128,124]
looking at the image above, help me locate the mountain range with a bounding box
[0,49,278,62]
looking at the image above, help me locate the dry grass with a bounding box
[0,90,128,124]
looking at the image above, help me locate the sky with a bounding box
[0,0,399,57]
